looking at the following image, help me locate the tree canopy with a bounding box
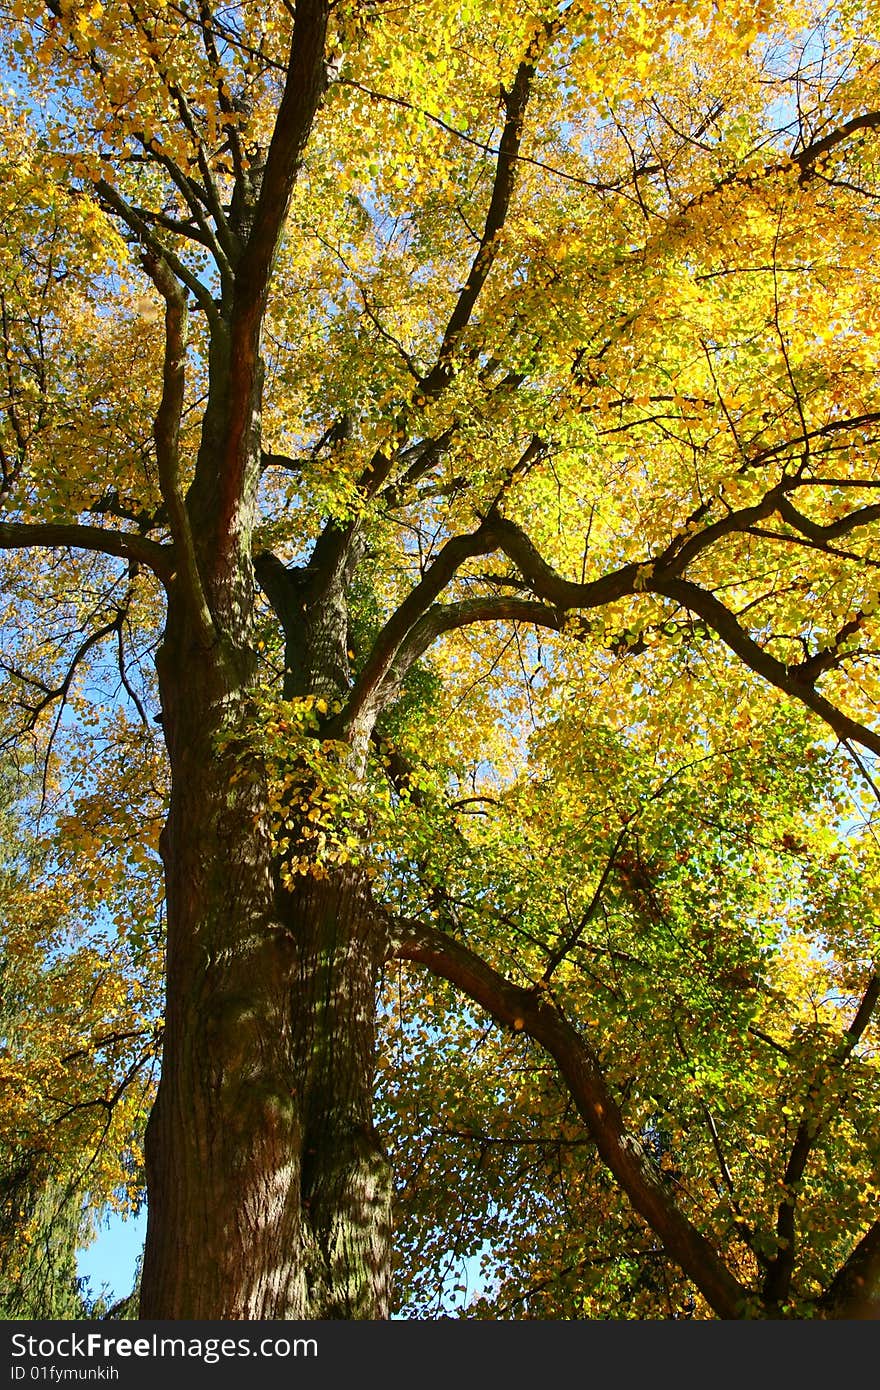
[0,0,878,1319]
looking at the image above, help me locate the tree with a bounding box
[0,0,878,1318]
[0,771,156,1317]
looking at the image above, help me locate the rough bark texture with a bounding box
[139,602,391,1318]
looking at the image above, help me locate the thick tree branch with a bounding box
[776,495,880,545]
[363,595,565,710]
[127,204,216,248]
[408,595,566,652]
[144,253,215,644]
[820,1218,880,1318]
[237,0,328,280]
[380,426,461,505]
[0,521,172,579]
[218,1,329,549]
[493,501,880,756]
[339,521,501,734]
[390,915,751,1319]
[652,578,880,758]
[484,500,880,757]
[793,112,880,175]
[340,473,880,755]
[490,512,641,607]
[417,54,538,399]
[680,110,880,219]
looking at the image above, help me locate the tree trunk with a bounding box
[139,605,392,1318]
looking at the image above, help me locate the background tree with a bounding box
[0,0,878,1317]
[0,768,157,1317]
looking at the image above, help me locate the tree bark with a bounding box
[139,603,391,1318]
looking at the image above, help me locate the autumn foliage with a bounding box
[0,0,878,1318]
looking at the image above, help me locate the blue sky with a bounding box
[77,1210,145,1307]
